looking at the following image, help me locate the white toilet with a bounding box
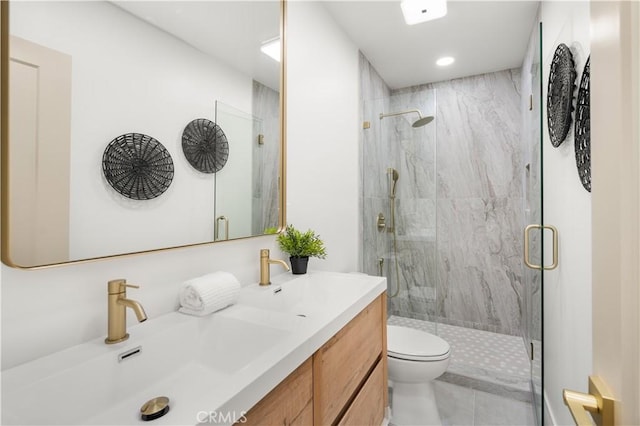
[387,325,451,426]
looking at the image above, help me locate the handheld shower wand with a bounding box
[389,168,399,198]
[386,167,401,298]
[388,168,399,232]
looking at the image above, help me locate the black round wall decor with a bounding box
[181,118,229,174]
[102,133,174,200]
[547,43,577,147]
[574,56,591,192]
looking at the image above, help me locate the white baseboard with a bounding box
[543,390,559,425]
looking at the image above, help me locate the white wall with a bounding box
[541,2,592,425]
[10,1,253,260]
[1,237,278,370]
[1,0,362,372]
[286,2,361,273]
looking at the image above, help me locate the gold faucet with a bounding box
[105,279,148,344]
[259,249,290,286]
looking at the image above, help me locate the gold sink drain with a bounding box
[140,396,170,421]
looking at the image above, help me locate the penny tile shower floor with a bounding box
[388,315,536,426]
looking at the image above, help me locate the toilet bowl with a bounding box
[387,325,451,426]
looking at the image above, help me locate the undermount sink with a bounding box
[1,305,304,425]
[239,280,327,317]
[238,271,374,317]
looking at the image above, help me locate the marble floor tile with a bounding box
[433,380,475,426]
[417,380,537,426]
[428,381,536,426]
[474,390,536,426]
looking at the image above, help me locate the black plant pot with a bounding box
[290,256,309,275]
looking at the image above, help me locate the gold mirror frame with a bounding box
[0,0,287,269]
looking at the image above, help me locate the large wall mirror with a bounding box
[1,1,286,268]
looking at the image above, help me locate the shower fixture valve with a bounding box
[377,213,386,231]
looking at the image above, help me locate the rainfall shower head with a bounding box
[412,115,434,127]
[379,109,434,128]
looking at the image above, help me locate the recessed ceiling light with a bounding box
[436,56,455,66]
[400,0,447,26]
[260,37,280,62]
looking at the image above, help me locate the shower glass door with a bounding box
[521,20,544,425]
[361,89,438,330]
[526,21,544,425]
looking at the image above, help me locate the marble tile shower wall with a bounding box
[360,52,391,275]
[431,69,524,336]
[252,80,280,234]
[360,52,525,336]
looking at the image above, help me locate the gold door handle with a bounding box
[563,376,615,426]
[524,224,558,270]
[563,390,598,425]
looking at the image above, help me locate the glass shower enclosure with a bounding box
[361,48,543,422]
[362,89,438,332]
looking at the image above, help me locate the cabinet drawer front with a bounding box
[241,358,313,426]
[337,359,385,426]
[313,296,383,425]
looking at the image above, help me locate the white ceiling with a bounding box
[113,1,281,91]
[323,1,540,89]
[113,1,539,92]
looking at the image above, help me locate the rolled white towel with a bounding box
[178,271,240,316]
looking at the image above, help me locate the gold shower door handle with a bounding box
[524,224,558,270]
[563,376,615,426]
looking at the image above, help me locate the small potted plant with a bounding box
[276,224,327,274]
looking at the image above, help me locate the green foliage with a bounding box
[263,226,278,235]
[277,225,327,259]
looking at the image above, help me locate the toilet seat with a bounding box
[387,325,450,362]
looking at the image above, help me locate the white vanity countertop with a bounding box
[1,271,386,426]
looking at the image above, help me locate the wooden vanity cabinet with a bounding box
[241,359,313,426]
[239,294,387,426]
[313,295,386,425]
[337,359,385,426]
